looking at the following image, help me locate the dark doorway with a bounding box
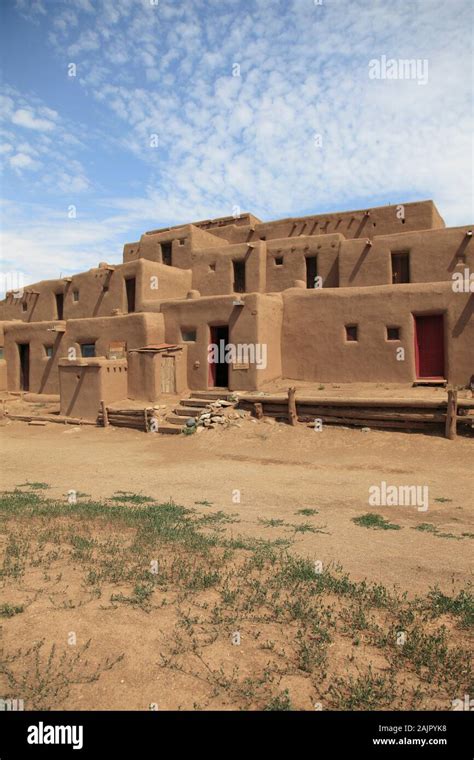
[162,242,172,266]
[414,314,445,379]
[19,343,30,391]
[125,277,136,313]
[391,252,410,284]
[55,293,64,320]
[209,325,229,388]
[306,256,318,288]
[233,260,246,293]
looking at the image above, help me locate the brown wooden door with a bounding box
[161,355,176,393]
[19,343,30,391]
[125,278,136,313]
[415,315,445,379]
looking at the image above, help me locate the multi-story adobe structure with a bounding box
[0,199,472,420]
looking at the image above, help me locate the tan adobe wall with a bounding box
[4,320,66,394]
[128,346,188,401]
[265,235,341,291]
[338,227,473,288]
[190,241,266,295]
[161,293,282,391]
[281,283,473,386]
[59,358,128,419]
[62,312,165,359]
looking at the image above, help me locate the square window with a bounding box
[182,329,196,342]
[209,263,216,271]
[45,345,53,358]
[179,239,185,246]
[387,327,400,341]
[275,257,283,266]
[345,325,358,341]
[80,343,95,358]
[73,290,79,302]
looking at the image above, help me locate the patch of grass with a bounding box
[295,508,319,516]
[352,513,401,531]
[414,524,464,541]
[194,500,213,507]
[425,587,474,629]
[434,497,453,503]
[0,603,24,618]
[110,492,155,505]
[16,482,49,490]
[291,522,327,534]
[258,518,286,528]
[263,689,293,711]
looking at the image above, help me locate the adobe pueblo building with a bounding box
[0,200,472,421]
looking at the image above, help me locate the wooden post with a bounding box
[253,402,263,420]
[144,408,148,432]
[445,388,458,440]
[288,386,297,426]
[100,400,109,427]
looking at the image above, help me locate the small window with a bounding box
[275,257,283,266]
[73,290,79,302]
[45,345,54,358]
[0,348,4,360]
[259,236,266,241]
[387,327,400,341]
[182,329,197,342]
[179,239,185,246]
[209,263,216,271]
[80,343,96,358]
[21,301,27,312]
[345,325,358,342]
[391,252,410,284]
[161,242,172,266]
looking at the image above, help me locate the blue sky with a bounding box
[1,0,473,283]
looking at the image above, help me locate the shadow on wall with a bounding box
[64,367,87,417]
[453,293,473,338]
[38,332,63,394]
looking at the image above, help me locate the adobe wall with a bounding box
[128,346,188,401]
[189,241,266,295]
[0,322,7,390]
[161,293,282,391]
[338,226,473,287]
[281,283,473,386]
[59,358,128,419]
[251,200,445,243]
[62,312,165,359]
[4,320,66,393]
[265,235,341,291]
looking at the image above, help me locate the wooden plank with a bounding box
[445,389,458,440]
[239,395,474,409]
[288,387,297,426]
[100,400,109,427]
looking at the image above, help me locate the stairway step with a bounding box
[191,390,233,400]
[166,415,188,426]
[158,424,183,435]
[180,398,210,408]
[173,407,202,417]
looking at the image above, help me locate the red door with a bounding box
[414,315,445,379]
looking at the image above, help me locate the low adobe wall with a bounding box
[281,283,473,386]
[59,358,128,419]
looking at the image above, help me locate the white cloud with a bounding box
[11,108,56,132]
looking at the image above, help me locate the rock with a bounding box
[200,412,211,420]
[361,427,371,433]
[203,419,211,427]
[217,400,233,407]
[186,418,196,427]
[195,425,205,434]
[211,416,224,422]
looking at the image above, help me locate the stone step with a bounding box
[180,398,210,408]
[166,415,188,426]
[191,390,233,400]
[173,406,202,417]
[158,424,183,435]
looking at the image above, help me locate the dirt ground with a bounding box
[0,386,472,711]
[1,390,472,595]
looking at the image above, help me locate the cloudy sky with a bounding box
[0,0,472,283]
